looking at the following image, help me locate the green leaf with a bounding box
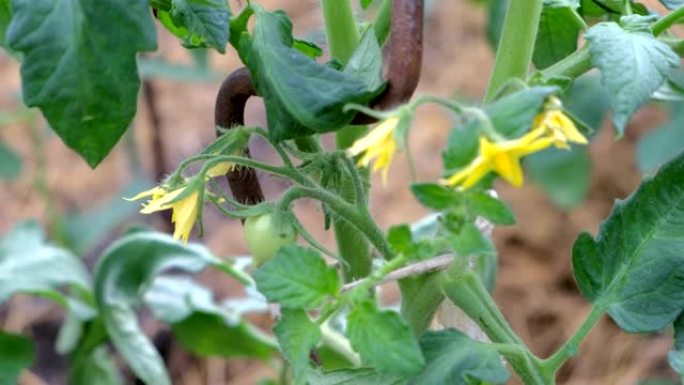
[388,225,413,254]
[308,368,406,385]
[447,223,497,292]
[572,152,684,332]
[659,0,684,9]
[7,0,157,167]
[0,220,90,305]
[246,6,379,140]
[667,313,684,382]
[585,16,679,135]
[409,329,510,385]
[344,28,385,93]
[0,331,34,385]
[443,120,480,172]
[162,0,230,52]
[347,300,425,376]
[274,308,321,385]
[485,86,558,138]
[253,245,340,308]
[70,346,124,385]
[0,140,21,180]
[526,146,591,209]
[411,183,464,210]
[0,0,10,50]
[637,104,684,174]
[563,75,608,132]
[144,276,275,359]
[360,0,374,9]
[533,1,581,70]
[466,192,516,225]
[293,38,324,58]
[94,232,221,385]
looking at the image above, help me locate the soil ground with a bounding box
[0,1,679,384]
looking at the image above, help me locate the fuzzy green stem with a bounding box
[653,5,684,36]
[321,0,360,65]
[484,0,544,102]
[541,305,604,375]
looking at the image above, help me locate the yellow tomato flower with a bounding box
[443,130,554,189]
[532,99,588,149]
[347,116,400,184]
[126,186,201,243]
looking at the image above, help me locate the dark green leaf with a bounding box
[246,6,379,140]
[0,0,10,50]
[411,183,464,210]
[274,309,320,384]
[360,0,374,9]
[344,28,385,93]
[585,16,679,135]
[388,225,413,254]
[466,192,516,225]
[0,220,90,306]
[253,245,340,308]
[308,368,406,385]
[7,0,157,167]
[347,300,425,375]
[94,232,221,385]
[637,104,684,174]
[443,120,480,172]
[0,331,34,385]
[0,140,21,180]
[572,152,684,332]
[409,329,509,385]
[526,146,591,209]
[533,2,581,69]
[144,276,275,359]
[485,86,558,138]
[293,38,323,58]
[165,0,230,52]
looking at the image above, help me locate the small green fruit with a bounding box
[244,214,297,266]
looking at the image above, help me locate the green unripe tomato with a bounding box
[244,213,297,266]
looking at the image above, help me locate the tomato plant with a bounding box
[1,0,684,384]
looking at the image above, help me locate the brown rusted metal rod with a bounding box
[214,67,265,205]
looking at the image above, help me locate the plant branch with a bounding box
[653,5,684,36]
[342,254,453,292]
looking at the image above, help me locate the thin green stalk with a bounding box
[321,0,373,282]
[541,305,604,375]
[321,0,360,65]
[653,5,684,36]
[373,0,392,45]
[484,0,544,102]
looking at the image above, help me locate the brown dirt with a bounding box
[0,1,679,384]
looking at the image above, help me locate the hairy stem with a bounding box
[484,0,544,102]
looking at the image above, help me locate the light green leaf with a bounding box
[411,183,464,210]
[7,0,157,167]
[485,86,558,138]
[253,245,340,308]
[572,152,684,332]
[344,28,385,93]
[0,331,34,385]
[246,6,380,140]
[162,0,230,52]
[0,220,90,305]
[466,191,516,225]
[526,146,591,209]
[563,75,608,132]
[585,16,679,135]
[144,276,276,359]
[347,300,425,376]
[409,329,510,385]
[637,104,684,174]
[308,368,406,385]
[447,222,497,292]
[94,232,220,385]
[0,140,21,180]
[70,346,124,385]
[274,309,321,385]
[443,120,479,172]
[533,2,581,69]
